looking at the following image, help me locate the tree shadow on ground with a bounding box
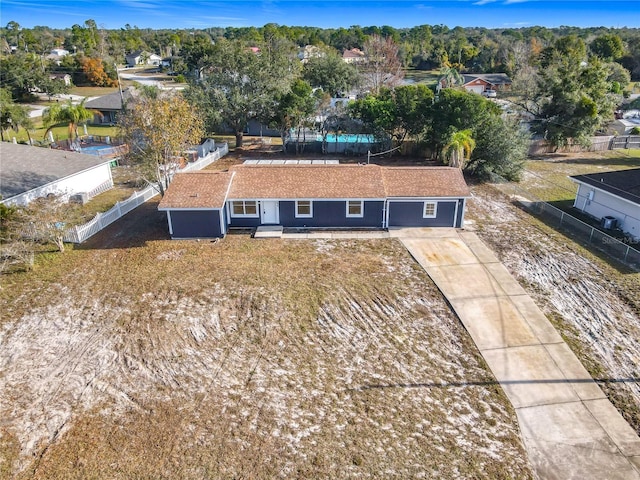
[77,200,170,250]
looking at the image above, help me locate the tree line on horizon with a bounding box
[1,20,639,78]
[1,19,637,186]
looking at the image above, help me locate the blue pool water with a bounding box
[320,134,376,143]
[81,145,113,155]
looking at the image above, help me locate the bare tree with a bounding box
[360,35,404,95]
[15,195,82,253]
[119,88,204,196]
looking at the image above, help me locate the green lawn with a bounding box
[521,149,640,203]
[69,86,119,97]
[7,123,120,144]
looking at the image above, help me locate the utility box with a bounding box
[69,192,89,205]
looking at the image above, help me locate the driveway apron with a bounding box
[392,227,640,480]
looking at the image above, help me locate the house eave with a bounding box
[569,177,640,208]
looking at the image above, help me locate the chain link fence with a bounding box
[489,174,640,270]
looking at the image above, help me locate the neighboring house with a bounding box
[609,110,640,135]
[125,50,162,67]
[84,87,135,124]
[438,73,512,94]
[50,48,69,57]
[342,48,366,63]
[298,45,324,63]
[46,48,70,65]
[158,164,469,239]
[0,143,114,206]
[570,168,640,240]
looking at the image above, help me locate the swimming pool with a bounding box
[81,145,115,155]
[319,134,376,143]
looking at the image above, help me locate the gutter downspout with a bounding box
[459,199,466,228]
[167,210,174,236]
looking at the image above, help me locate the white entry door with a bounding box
[261,201,279,224]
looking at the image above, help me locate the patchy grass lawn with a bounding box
[75,165,156,222]
[522,149,640,203]
[0,209,533,479]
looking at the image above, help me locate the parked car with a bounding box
[483,89,497,98]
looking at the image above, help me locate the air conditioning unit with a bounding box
[69,192,89,205]
[601,216,617,230]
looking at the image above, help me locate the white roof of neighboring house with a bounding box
[0,143,111,202]
[570,168,640,207]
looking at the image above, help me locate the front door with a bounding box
[261,201,279,224]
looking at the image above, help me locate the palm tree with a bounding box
[439,65,464,89]
[42,98,98,143]
[443,129,476,169]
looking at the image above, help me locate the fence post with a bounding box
[625,245,630,262]
[589,227,594,243]
[560,211,565,226]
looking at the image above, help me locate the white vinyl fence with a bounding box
[64,143,229,244]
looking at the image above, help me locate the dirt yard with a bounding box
[466,182,640,433]
[0,201,533,479]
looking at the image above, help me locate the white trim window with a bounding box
[295,200,313,218]
[231,200,258,217]
[423,201,438,218]
[346,200,364,218]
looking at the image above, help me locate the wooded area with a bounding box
[1,20,639,182]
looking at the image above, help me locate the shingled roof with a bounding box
[570,168,640,206]
[381,167,470,197]
[84,88,136,111]
[0,143,112,201]
[463,73,512,86]
[158,171,234,209]
[228,164,387,199]
[159,164,470,210]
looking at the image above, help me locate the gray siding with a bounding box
[170,210,223,238]
[228,214,262,228]
[388,201,457,227]
[279,200,385,228]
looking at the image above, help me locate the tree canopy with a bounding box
[119,88,204,196]
[187,37,300,147]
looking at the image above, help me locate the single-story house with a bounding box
[84,87,135,124]
[46,48,70,65]
[298,45,325,63]
[570,168,640,240]
[609,110,640,135]
[125,50,162,67]
[343,48,366,63]
[456,74,512,94]
[0,142,114,206]
[158,164,470,239]
[50,48,69,57]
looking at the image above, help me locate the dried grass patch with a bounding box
[2,236,533,478]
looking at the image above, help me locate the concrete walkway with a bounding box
[254,226,390,239]
[392,227,640,480]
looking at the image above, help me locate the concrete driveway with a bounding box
[392,227,640,480]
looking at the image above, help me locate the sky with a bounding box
[1,0,638,31]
